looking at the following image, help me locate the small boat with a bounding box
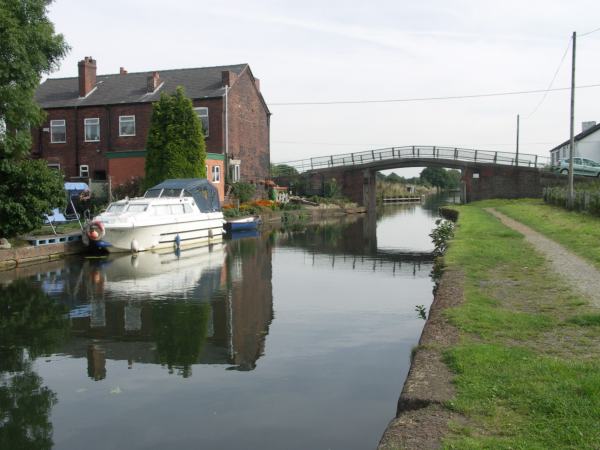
[83,179,225,253]
[225,216,262,233]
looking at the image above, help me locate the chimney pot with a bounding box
[222,70,237,87]
[78,57,97,97]
[146,71,160,92]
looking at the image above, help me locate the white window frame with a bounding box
[119,115,136,137]
[231,163,240,182]
[194,107,209,137]
[212,165,220,183]
[47,163,61,170]
[84,118,100,142]
[50,119,66,143]
[79,165,89,178]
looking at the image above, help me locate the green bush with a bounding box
[0,159,65,238]
[543,186,600,216]
[231,182,256,203]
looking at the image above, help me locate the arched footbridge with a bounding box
[273,146,564,210]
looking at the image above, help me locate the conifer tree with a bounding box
[145,87,207,187]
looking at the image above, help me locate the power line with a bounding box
[268,83,600,106]
[580,26,600,37]
[525,37,572,119]
[272,140,554,147]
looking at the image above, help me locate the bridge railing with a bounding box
[273,146,550,174]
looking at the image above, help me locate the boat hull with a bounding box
[99,218,225,253]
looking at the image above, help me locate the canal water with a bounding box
[0,197,447,450]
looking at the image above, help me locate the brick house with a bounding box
[32,57,271,201]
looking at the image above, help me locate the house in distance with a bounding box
[32,57,271,201]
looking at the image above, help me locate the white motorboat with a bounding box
[84,179,225,253]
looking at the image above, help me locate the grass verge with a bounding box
[475,198,600,269]
[441,202,600,449]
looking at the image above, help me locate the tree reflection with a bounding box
[152,302,211,378]
[0,280,70,450]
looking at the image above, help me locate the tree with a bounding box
[145,86,206,187]
[271,163,298,177]
[446,169,462,189]
[0,0,69,159]
[420,167,450,189]
[0,159,65,237]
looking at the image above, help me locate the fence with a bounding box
[543,186,600,216]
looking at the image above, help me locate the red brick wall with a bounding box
[108,156,225,201]
[227,68,270,183]
[107,156,146,186]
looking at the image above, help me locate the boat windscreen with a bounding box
[144,189,162,198]
[161,188,183,197]
[127,204,148,212]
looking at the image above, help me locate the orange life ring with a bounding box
[86,220,105,241]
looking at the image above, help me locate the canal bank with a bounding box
[379,200,600,449]
[0,205,365,271]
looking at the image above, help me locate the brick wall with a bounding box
[227,68,270,183]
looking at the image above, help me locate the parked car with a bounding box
[556,158,600,177]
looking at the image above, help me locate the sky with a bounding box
[46,0,600,176]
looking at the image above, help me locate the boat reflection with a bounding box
[4,239,274,379]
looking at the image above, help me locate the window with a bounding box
[84,118,100,142]
[230,163,240,182]
[107,203,126,213]
[94,170,107,180]
[144,189,162,198]
[169,204,185,215]
[119,115,136,136]
[50,120,66,143]
[194,107,209,137]
[162,188,183,197]
[126,204,148,213]
[47,163,61,171]
[212,165,220,183]
[79,165,89,178]
[183,204,193,214]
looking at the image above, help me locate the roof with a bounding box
[35,64,248,109]
[550,122,600,152]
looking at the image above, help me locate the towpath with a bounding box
[486,208,600,308]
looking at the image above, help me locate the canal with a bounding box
[0,196,448,450]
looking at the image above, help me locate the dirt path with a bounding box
[487,208,600,308]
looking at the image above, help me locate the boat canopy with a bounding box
[145,179,221,212]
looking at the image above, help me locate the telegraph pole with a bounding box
[568,31,576,208]
[516,114,520,166]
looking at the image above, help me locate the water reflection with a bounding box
[0,281,70,450]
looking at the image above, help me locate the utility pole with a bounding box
[516,114,520,166]
[568,31,576,208]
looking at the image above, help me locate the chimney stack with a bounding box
[120,67,127,75]
[582,121,597,132]
[254,78,260,91]
[146,71,160,92]
[222,70,237,87]
[78,57,97,97]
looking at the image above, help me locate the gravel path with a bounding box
[486,208,600,308]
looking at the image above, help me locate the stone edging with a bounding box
[377,266,464,450]
[0,241,84,271]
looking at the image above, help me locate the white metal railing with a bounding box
[273,146,550,174]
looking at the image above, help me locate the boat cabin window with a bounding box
[162,188,183,198]
[144,189,162,198]
[183,204,193,214]
[106,204,126,213]
[150,205,171,216]
[127,204,148,213]
[170,204,185,215]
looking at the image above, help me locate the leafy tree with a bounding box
[386,172,404,183]
[0,159,65,237]
[420,167,450,189]
[145,86,206,187]
[231,182,256,203]
[0,0,69,159]
[271,164,298,177]
[446,169,462,189]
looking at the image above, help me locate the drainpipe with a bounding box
[224,85,229,181]
[74,106,79,177]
